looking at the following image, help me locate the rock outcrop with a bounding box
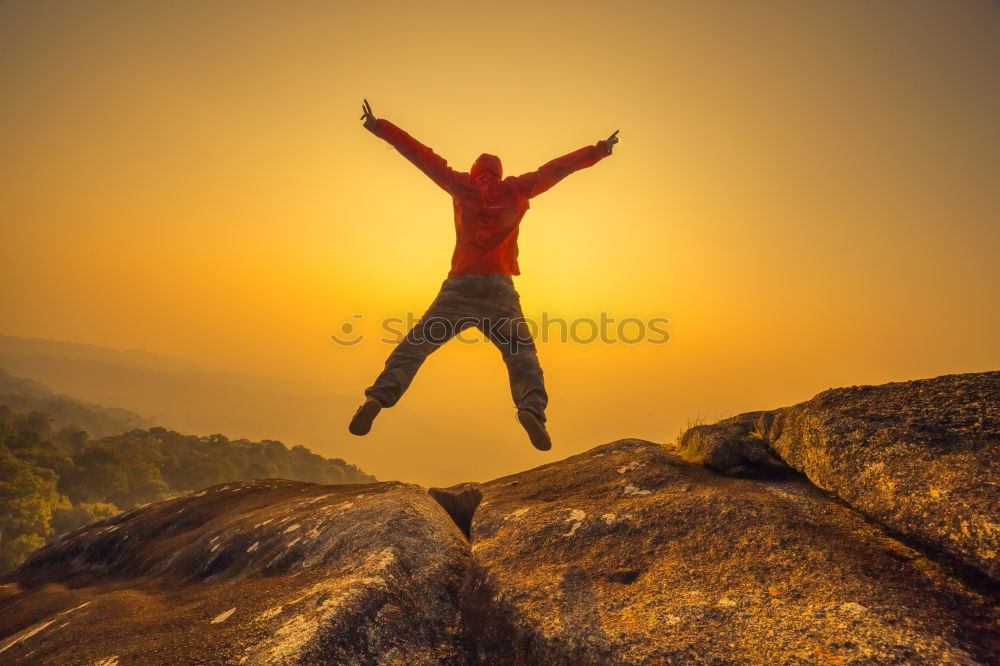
[0,480,471,665]
[1,371,998,664]
[466,439,997,665]
[678,371,1000,582]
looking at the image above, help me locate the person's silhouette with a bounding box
[350,99,618,450]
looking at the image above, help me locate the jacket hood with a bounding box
[470,153,503,181]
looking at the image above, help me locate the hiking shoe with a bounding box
[349,397,383,436]
[517,409,551,451]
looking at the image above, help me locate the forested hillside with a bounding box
[0,400,375,572]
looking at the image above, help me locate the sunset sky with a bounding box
[2,1,998,486]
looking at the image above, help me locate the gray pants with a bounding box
[365,274,548,421]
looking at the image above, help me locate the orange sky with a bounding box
[2,1,998,486]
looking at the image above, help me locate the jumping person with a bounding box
[349,99,618,450]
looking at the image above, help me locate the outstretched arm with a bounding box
[508,129,619,200]
[361,99,461,195]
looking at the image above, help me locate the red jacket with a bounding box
[370,118,612,277]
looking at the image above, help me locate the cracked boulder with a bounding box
[681,371,1000,582]
[0,479,471,665]
[466,439,999,665]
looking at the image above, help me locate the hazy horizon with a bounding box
[2,1,998,486]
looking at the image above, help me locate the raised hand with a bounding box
[604,129,620,154]
[360,98,377,132]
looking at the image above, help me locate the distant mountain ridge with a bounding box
[0,334,363,452]
[0,366,150,438]
[0,334,202,374]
